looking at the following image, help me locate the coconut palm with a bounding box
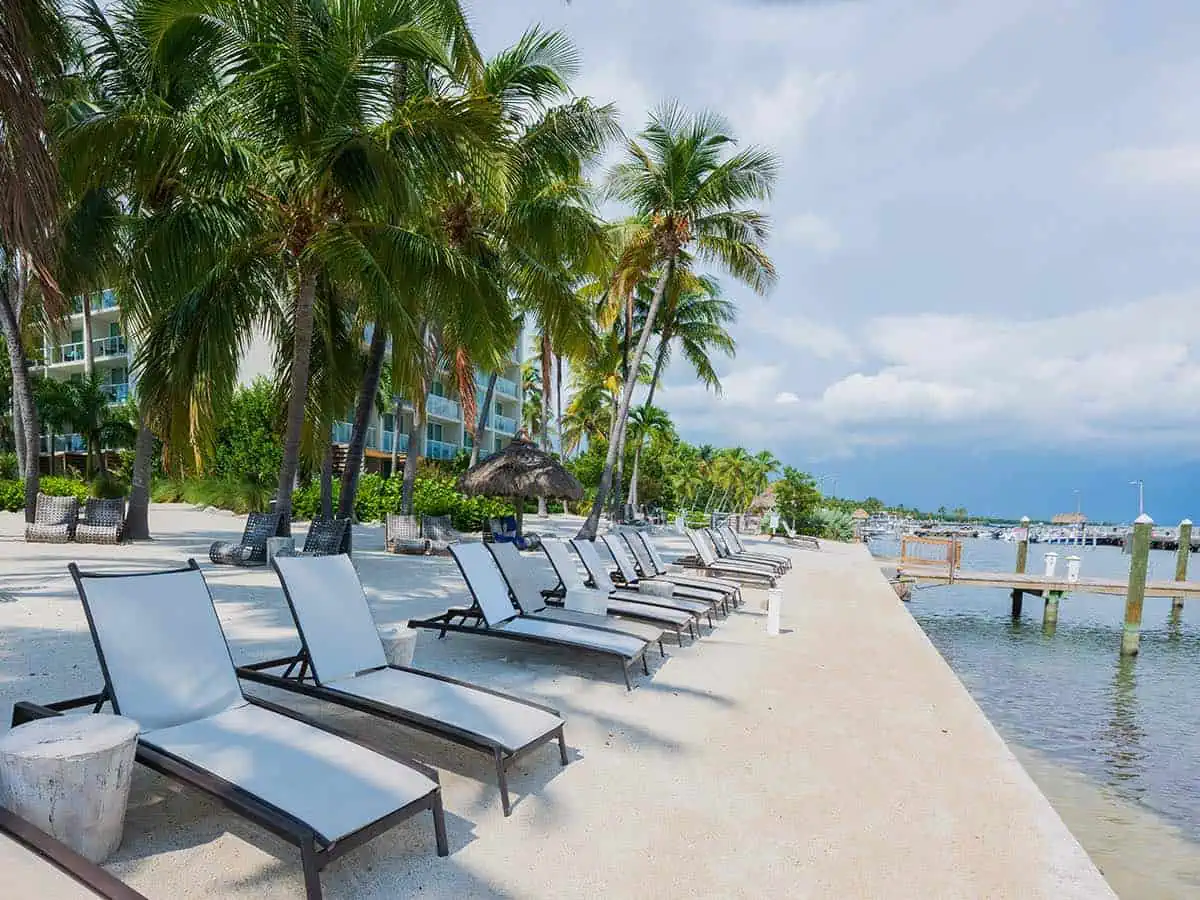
[577,103,778,538]
[60,372,136,477]
[624,403,671,509]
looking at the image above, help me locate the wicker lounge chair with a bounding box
[301,517,351,556]
[421,515,463,554]
[75,498,125,545]
[25,494,78,543]
[13,560,447,899]
[409,543,652,691]
[487,542,667,653]
[572,538,720,628]
[0,806,147,899]
[208,511,281,566]
[489,515,541,550]
[240,554,569,816]
[618,531,742,609]
[385,514,428,554]
[540,539,698,643]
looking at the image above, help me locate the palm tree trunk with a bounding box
[339,321,387,518]
[555,354,564,456]
[400,407,424,514]
[390,398,401,476]
[46,425,53,476]
[627,440,642,509]
[319,441,334,519]
[13,395,24,477]
[470,372,498,467]
[577,257,675,540]
[0,283,39,521]
[124,414,154,540]
[625,348,667,507]
[538,334,552,518]
[81,294,94,376]
[273,269,319,535]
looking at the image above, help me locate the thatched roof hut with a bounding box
[458,436,582,534]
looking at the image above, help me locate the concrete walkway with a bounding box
[0,510,1114,897]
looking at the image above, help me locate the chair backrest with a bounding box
[570,539,618,594]
[600,535,640,584]
[720,524,746,553]
[241,512,282,559]
[687,529,719,566]
[72,562,244,732]
[273,555,388,683]
[302,517,350,555]
[83,497,124,527]
[448,543,519,626]
[385,514,420,544]
[486,542,549,615]
[707,528,732,558]
[422,515,456,543]
[636,532,670,575]
[621,531,656,576]
[542,539,587,591]
[34,493,77,526]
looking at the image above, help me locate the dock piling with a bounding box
[1011,516,1030,618]
[1121,514,1153,657]
[1174,519,1192,614]
[1042,590,1062,634]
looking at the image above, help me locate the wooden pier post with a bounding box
[1042,590,1062,635]
[1011,516,1030,618]
[1121,514,1153,657]
[1174,519,1192,613]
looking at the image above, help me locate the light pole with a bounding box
[1073,489,1083,546]
[1129,480,1144,519]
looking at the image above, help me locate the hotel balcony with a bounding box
[41,433,87,454]
[488,413,518,436]
[426,394,460,421]
[39,335,128,369]
[101,383,130,404]
[331,421,378,447]
[425,438,460,461]
[69,290,120,316]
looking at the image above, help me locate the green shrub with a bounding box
[151,477,186,503]
[91,472,128,499]
[0,476,92,511]
[811,506,855,542]
[0,480,23,511]
[0,452,17,480]
[209,379,283,485]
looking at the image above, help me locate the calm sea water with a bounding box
[871,536,1200,842]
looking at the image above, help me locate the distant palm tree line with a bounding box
[0,0,777,541]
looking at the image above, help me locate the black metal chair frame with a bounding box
[0,806,148,900]
[13,559,449,900]
[619,532,743,610]
[408,550,649,691]
[631,530,744,607]
[583,538,723,625]
[714,526,791,572]
[236,560,569,817]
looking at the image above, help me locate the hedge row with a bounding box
[0,476,93,512]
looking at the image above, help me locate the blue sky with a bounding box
[469,0,1200,523]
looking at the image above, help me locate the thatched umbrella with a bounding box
[457,434,583,536]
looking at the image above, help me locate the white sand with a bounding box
[0,505,1116,898]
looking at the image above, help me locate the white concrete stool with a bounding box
[267,536,296,564]
[0,716,138,863]
[638,579,675,599]
[379,624,419,668]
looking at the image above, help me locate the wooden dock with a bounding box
[890,563,1200,600]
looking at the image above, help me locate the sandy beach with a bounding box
[1,505,1117,898]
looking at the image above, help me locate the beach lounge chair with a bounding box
[208,511,281,566]
[489,515,541,550]
[0,806,147,900]
[770,520,822,550]
[486,541,668,652]
[630,530,744,600]
[239,555,568,817]
[572,538,720,628]
[600,534,731,615]
[685,529,778,587]
[708,527,787,574]
[385,514,428,554]
[619,531,742,608]
[716,524,791,571]
[422,515,465,554]
[75,498,125,545]
[541,539,698,643]
[301,517,351,556]
[409,543,652,690]
[25,493,78,543]
[13,559,447,900]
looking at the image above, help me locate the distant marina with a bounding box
[861,515,1199,552]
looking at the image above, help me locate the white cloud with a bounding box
[743,304,858,362]
[1099,144,1200,188]
[731,68,853,148]
[775,391,801,405]
[779,213,842,253]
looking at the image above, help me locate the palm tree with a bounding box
[74,0,496,533]
[61,372,135,478]
[577,103,778,538]
[33,377,72,475]
[624,404,671,509]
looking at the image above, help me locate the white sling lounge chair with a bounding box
[571,538,720,629]
[409,543,653,690]
[237,555,569,817]
[0,806,147,900]
[685,529,778,587]
[599,534,730,615]
[629,530,744,603]
[617,531,742,609]
[541,539,699,643]
[716,524,791,571]
[14,560,447,900]
[487,542,668,652]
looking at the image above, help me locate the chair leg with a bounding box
[641,653,649,675]
[558,729,569,766]
[495,748,512,817]
[432,791,449,856]
[621,662,632,691]
[301,839,323,900]
[658,638,665,657]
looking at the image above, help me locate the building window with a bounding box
[430,381,446,398]
[427,422,443,443]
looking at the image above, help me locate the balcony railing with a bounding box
[493,376,519,398]
[380,430,410,454]
[93,335,127,358]
[101,383,130,404]
[41,433,86,454]
[331,422,377,447]
[487,413,518,435]
[425,438,460,461]
[70,290,119,315]
[426,394,460,420]
[40,334,128,365]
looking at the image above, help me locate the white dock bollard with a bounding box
[1043,552,1058,578]
[1066,555,1081,584]
[766,588,782,636]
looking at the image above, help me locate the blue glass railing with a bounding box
[426,394,460,420]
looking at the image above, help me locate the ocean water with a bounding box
[870,537,1200,843]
